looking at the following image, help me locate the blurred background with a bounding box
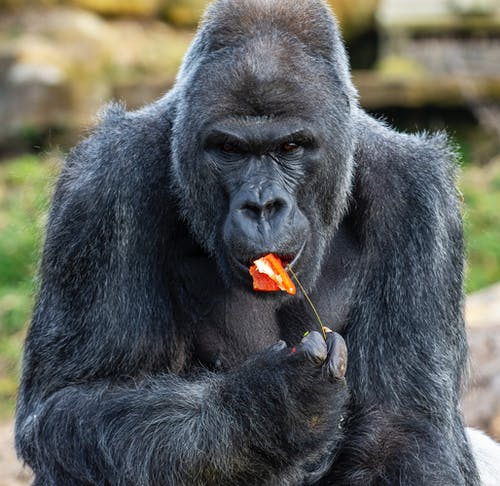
[0,0,499,483]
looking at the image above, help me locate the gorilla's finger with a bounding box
[294,331,327,366]
[323,332,348,381]
[269,340,287,352]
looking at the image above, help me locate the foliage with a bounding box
[0,154,57,417]
[461,158,500,293]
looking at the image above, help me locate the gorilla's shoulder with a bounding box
[351,111,462,243]
[59,98,175,197]
[67,98,173,175]
[49,96,178,232]
[354,111,459,214]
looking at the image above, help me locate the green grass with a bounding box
[461,161,500,293]
[0,153,58,418]
[0,153,499,417]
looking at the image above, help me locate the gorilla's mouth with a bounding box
[231,241,306,278]
[275,254,294,266]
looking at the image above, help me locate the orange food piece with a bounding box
[249,265,280,292]
[249,254,296,295]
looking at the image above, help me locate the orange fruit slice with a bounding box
[249,254,296,295]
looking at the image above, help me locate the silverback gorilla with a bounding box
[16,0,481,484]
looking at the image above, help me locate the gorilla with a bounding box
[16,0,481,484]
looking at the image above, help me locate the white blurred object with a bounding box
[467,428,500,486]
[378,0,500,26]
[449,0,499,15]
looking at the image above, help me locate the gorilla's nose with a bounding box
[240,197,287,221]
[234,188,293,229]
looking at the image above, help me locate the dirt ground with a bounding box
[0,422,32,486]
[2,285,499,486]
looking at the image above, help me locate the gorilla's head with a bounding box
[171,0,357,292]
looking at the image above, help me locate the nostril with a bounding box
[240,202,262,220]
[263,199,285,219]
[237,196,290,221]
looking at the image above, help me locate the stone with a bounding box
[160,0,206,28]
[328,0,378,38]
[69,0,160,17]
[0,6,191,147]
[462,283,500,441]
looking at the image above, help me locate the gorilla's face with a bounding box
[172,44,356,293]
[204,118,314,277]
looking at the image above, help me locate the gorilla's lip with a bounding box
[232,241,307,276]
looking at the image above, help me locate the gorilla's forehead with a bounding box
[200,0,339,67]
[185,37,341,122]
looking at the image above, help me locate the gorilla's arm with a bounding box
[18,345,345,486]
[15,104,346,485]
[320,112,479,485]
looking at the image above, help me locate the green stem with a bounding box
[286,265,327,341]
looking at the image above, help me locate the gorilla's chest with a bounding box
[188,279,348,372]
[190,287,281,370]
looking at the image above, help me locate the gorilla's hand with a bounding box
[324,331,348,381]
[222,330,348,472]
[285,330,347,381]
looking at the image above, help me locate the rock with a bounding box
[466,283,500,329]
[161,0,206,28]
[378,0,500,30]
[68,0,161,17]
[352,71,500,109]
[462,283,500,441]
[0,7,113,141]
[0,422,32,486]
[0,50,72,144]
[0,6,192,148]
[328,0,379,38]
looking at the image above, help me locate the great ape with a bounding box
[16,0,481,484]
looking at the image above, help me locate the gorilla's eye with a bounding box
[221,142,240,154]
[281,142,301,153]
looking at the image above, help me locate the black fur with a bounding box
[16,0,479,484]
